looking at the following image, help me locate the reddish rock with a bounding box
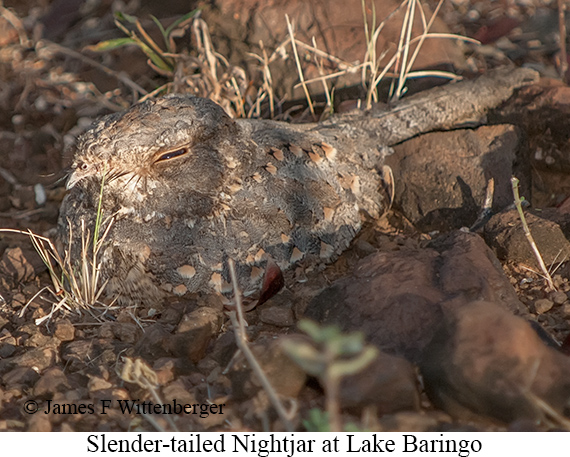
[386,125,521,231]
[0,247,38,286]
[2,367,40,387]
[153,358,178,385]
[229,337,307,400]
[165,307,223,363]
[305,231,525,361]
[27,414,52,432]
[12,347,56,371]
[339,349,419,414]
[111,322,140,344]
[484,209,570,269]
[259,305,295,327]
[420,301,570,423]
[205,0,465,101]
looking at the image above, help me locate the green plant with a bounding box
[282,319,378,432]
[511,176,555,292]
[87,10,198,76]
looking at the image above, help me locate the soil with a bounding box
[1,0,570,432]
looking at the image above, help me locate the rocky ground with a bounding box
[1,0,570,432]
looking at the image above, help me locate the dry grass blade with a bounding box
[358,0,478,107]
[247,40,276,118]
[0,5,31,47]
[285,14,315,118]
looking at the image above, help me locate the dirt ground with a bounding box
[1,0,570,432]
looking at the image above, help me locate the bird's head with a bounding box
[65,95,241,217]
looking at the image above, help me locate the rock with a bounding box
[0,315,8,331]
[132,324,173,361]
[549,291,568,305]
[420,301,570,423]
[111,322,140,344]
[229,337,307,400]
[386,125,521,231]
[87,376,113,391]
[54,319,75,342]
[27,414,52,432]
[161,379,197,405]
[339,350,419,414]
[2,367,40,386]
[33,367,70,398]
[533,298,554,314]
[0,343,15,358]
[164,307,223,363]
[152,358,178,385]
[205,0,465,102]
[62,339,130,371]
[0,247,38,286]
[377,411,452,432]
[11,347,56,371]
[493,83,570,174]
[259,305,295,327]
[484,209,570,268]
[305,231,525,361]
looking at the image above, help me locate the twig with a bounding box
[559,0,568,80]
[470,177,494,232]
[42,41,147,101]
[511,177,555,291]
[227,259,295,432]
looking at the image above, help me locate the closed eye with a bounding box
[154,147,189,163]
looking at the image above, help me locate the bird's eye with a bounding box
[155,147,189,163]
[79,162,89,171]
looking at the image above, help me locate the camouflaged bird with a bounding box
[57,67,538,306]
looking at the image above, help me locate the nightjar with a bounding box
[57,67,538,306]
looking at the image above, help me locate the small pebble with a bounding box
[534,298,554,314]
[561,303,570,318]
[54,319,75,342]
[549,291,568,305]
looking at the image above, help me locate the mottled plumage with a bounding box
[58,95,387,305]
[57,68,538,306]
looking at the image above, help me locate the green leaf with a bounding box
[165,8,200,37]
[303,409,330,432]
[136,41,172,72]
[85,38,137,52]
[331,332,366,356]
[298,319,343,344]
[329,346,378,378]
[150,15,167,38]
[281,339,326,377]
[114,11,139,24]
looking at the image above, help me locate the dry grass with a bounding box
[0,173,118,324]
[82,0,478,119]
[0,217,116,325]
